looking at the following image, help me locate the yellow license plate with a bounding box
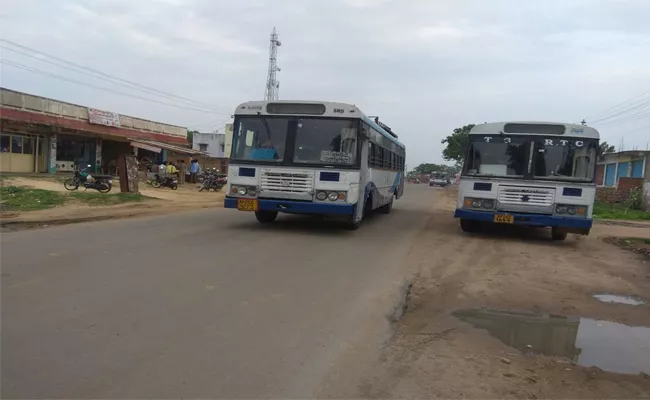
[493,214,514,224]
[237,199,258,211]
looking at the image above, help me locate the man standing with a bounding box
[189,159,200,183]
[178,160,187,185]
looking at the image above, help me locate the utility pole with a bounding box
[264,27,282,101]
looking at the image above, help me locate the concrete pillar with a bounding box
[95,138,102,173]
[49,134,57,174]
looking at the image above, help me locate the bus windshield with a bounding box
[231,117,359,166]
[464,136,598,182]
[232,117,288,162]
[464,136,529,178]
[533,138,597,181]
[293,118,357,165]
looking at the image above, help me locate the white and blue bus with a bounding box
[454,122,600,241]
[224,101,406,229]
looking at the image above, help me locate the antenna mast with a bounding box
[264,27,282,101]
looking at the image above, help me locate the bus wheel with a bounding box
[346,216,361,230]
[460,219,478,232]
[551,228,567,241]
[255,211,278,223]
[379,197,393,214]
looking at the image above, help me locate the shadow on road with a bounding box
[225,207,430,237]
[456,220,582,247]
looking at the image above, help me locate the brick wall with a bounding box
[618,177,644,192]
[595,164,604,185]
[596,178,644,204]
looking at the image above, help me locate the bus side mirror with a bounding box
[360,128,369,138]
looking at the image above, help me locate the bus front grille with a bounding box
[497,185,555,207]
[261,170,314,194]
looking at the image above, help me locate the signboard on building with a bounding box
[88,108,121,127]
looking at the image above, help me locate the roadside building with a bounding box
[0,88,203,174]
[596,150,650,207]
[192,131,229,173]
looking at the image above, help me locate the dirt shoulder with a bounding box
[361,186,650,399]
[1,177,224,230]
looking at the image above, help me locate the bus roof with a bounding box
[235,100,405,148]
[469,121,600,139]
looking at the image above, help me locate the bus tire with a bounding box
[346,216,361,230]
[551,228,567,241]
[460,218,478,232]
[379,197,393,214]
[255,211,278,223]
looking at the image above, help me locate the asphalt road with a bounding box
[1,185,434,398]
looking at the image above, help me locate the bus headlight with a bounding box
[237,186,247,196]
[247,187,257,196]
[556,204,587,216]
[327,192,339,201]
[316,191,328,201]
[464,197,495,209]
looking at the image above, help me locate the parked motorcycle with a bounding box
[150,173,178,190]
[199,174,227,192]
[64,166,112,193]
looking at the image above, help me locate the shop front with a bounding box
[1,88,190,175]
[0,130,48,173]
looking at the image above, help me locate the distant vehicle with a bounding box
[429,172,450,187]
[64,165,112,193]
[454,122,599,241]
[199,174,227,192]
[224,101,406,229]
[151,174,178,190]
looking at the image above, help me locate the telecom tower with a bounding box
[264,27,282,101]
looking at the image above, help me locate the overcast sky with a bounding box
[2,0,649,166]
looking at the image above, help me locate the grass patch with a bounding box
[0,186,66,211]
[70,192,150,206]
[593,201,650,221]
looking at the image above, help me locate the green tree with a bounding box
[412,163,458,175]
[187,129,198,145]
[599,141,615,155]
[441,124,475,164]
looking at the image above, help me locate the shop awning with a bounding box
[130,139,206,155]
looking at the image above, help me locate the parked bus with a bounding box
[225,101,406,229]
[454,122,599,241]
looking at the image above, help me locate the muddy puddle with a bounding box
[593,294,645,306]
[453,309,650,375]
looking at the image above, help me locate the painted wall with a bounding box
[192,132,225,158]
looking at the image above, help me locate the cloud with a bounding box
[1,0,649,164]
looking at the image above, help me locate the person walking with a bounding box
[189,159,200,184]
[178,160,187,185]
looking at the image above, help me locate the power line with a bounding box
[0,39,232,115]
[1,59,229,115]
[188,117,233,132]
[590,99,650,124]
[584,89,650,122]
[595,110,650,127]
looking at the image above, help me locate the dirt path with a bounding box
[360,186,650,399]
[1,177,224,229]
